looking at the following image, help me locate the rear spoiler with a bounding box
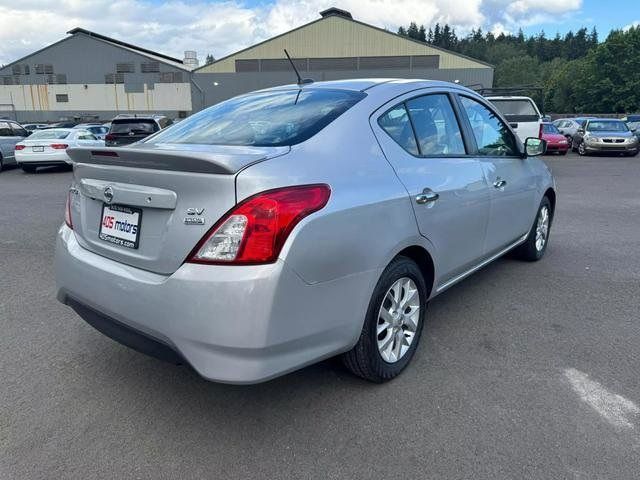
[67,145,290,175]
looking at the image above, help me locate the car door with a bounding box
[0,121,17,163]
[456,94,539,256]
[371,90,492,285]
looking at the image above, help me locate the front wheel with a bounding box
[515,197,552,262]
[342,256,427,382]
[578,141,588,156]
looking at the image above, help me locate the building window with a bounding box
[35,64,54,74]
[116,62,135,73]
[10,64,30,75]
[105,73,125,84]
[141,62,160,73]
[56,94,69,103]
[56,74,67,84]
[158,72,183,83]
[1,76,12,85]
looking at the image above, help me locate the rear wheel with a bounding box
[515,197,552,262]
[342,256,427,382]
[560,150,568,155]
[21,164,37,173]
[0,155,3,173]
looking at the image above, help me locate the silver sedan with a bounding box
[55,79,555,384]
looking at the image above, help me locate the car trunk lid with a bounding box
[66,144,289,274]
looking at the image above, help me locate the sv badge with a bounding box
[184,207,205,225]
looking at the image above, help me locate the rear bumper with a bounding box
[55,225,374,383]
[16,151,72,165]
[545,143,569,152]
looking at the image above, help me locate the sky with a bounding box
[0,0,637,65]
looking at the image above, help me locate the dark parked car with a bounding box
[571,118,639,156]
[105,115,173,147]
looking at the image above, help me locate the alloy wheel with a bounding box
[377,277,420,363]
[535,206,550,252]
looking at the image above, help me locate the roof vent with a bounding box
[319,7,352,19]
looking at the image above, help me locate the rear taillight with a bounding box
[105,133,115,142]
[187,184,331,265]
[64,191,73,229]
[51,143,69,149]
[14,144,25,150]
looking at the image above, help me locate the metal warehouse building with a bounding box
[0,7,493,123]
[192,8,494,110]
[0,28,193,122]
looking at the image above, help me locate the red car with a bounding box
[540,122,569,155]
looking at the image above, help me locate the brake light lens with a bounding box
[105,133,115,142]
[187,184,331,265]
[64,191,73,229]
[14,144,25,150]
[51,143,69,149]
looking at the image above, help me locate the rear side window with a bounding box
[490,99,538,116]
[0,122,12,136]
[378,104,419,155]
[110,120,157,134]
[405,94,465,155]
[145,88,366,146]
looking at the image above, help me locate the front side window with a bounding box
[378,104,419,155]
[145,88,366,147]
[11,124,28,136]
[405,94,465,156]
[460,96,518,156]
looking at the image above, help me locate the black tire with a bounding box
[0,155,3,173]
[515,196,552,262]
[560,150,568,155]
[342,256,428,382]
[21,164,37,173]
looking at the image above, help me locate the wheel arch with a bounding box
[543,187,556,222]
[394,245,435,298]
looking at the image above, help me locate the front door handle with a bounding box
[493,178,507,189]
[415,188,439,205]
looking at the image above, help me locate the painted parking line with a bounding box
[565,368,640,430]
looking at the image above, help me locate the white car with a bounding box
[486,96,543,143]
[15,128,104,172]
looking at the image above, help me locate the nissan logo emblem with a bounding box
[104,186,114,203]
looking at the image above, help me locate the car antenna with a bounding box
[284,49,313,86]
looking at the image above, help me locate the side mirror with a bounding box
[524,137,546,157]
[577,128,585,134]
[509,122,519,129]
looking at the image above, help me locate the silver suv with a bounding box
[56,79,555,384]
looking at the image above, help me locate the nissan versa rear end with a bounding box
[55,79,556,384]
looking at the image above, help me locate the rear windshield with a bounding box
[28,129,70,139]
[586,120,629,132]
[490,99,538,116]
[145,88,366,147]
[110,120,157,134]
[542,124,560,134]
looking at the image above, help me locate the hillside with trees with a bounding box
[398,22,640,113]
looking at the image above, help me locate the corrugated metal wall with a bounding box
[199,16,491,73]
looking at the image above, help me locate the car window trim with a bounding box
[375,90,475,159]
[454,93,523,158]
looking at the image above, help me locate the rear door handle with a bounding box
[493,178,507,189]
[415,188,439,205]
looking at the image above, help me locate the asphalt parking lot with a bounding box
[1,152,640,479]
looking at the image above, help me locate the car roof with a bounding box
[257,78,465,93]
[485,96,535,100]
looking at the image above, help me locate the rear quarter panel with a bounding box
[235,99,433,287]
